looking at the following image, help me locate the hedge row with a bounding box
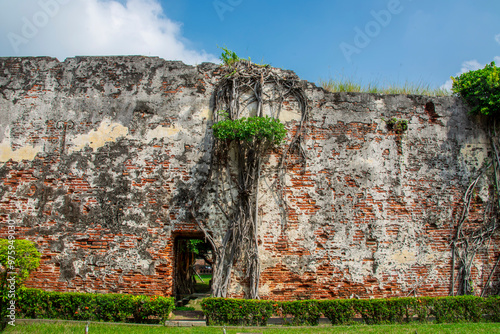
[16,288,174,324]
[202,296,500,326]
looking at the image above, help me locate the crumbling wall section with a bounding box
[0,56,218,295]
[0,56,498,298]
[257,91,496,299]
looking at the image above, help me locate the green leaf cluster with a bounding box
[212,115,287,147]
[0,239,40,287]
[452,61,500,116]
[201,295,500,326]
[186,239,203,254]
[16,288,174,324]
[1,239,41,322]
[385,118,408,134]
[219,46,241,66]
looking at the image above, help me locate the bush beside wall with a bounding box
[17,288,174,324]
[279,300,322,326]
[202,296,500,326]
[202,297,275,326]
[320,299,356,325]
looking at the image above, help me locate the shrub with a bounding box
[279,300,321,326]
[452,61,500,116]
[319,299,356,325]
[16,289,174,324]
[483,295,500,322]
[201,295,500,326]
[353,298,401,325]
[414,297,434,322]
[202,297,275,326]
[431,296,483,323]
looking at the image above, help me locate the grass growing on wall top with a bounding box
[319,75,451,96]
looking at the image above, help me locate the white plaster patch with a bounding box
[68,119,128,153]
[0,141,43,163]
[197,108,212,120]
[73,259,84,276]
[374,99,385,111]
[279,109,302,122]
[0,128,42,163]
[392,249,417,264]
[145,125,182,142]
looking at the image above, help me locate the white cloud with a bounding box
[439,32,500,91]
[459,60,483,73]
[441,59,485,91]
[0,0,218,64]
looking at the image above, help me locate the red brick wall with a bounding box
[0,57,498,299]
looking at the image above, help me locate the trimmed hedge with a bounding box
[320,299,356,325]
[432,296,483,323]
[202,296,500,326]
[279,300,322,326]
[17,288,174,324]
[202,298,275,326]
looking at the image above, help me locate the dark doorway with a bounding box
[173,234,213,300]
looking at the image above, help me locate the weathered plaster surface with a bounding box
[0,56,498,299]
[0,127,43,162]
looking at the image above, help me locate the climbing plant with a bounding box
[450,61,500,296]
[190,48,308,299]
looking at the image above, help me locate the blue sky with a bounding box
[1,0,499,90]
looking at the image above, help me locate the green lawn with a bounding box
[194,274,212,293]
[194,274,212,283]
[3,321,500,334]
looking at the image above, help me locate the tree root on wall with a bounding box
[190,60,308,298]
[450,131,500,296]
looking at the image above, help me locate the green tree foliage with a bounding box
[186,239,203,254]
[0,239,40,325]
[0,239,40,290]
[452,61,500,116]
[212,115,287,147]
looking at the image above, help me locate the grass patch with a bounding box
[194,274,212,293]
[319,75,451,96]
[194,274,212,284]
[4,321,500,333]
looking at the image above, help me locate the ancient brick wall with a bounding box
[0,56,498,299]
